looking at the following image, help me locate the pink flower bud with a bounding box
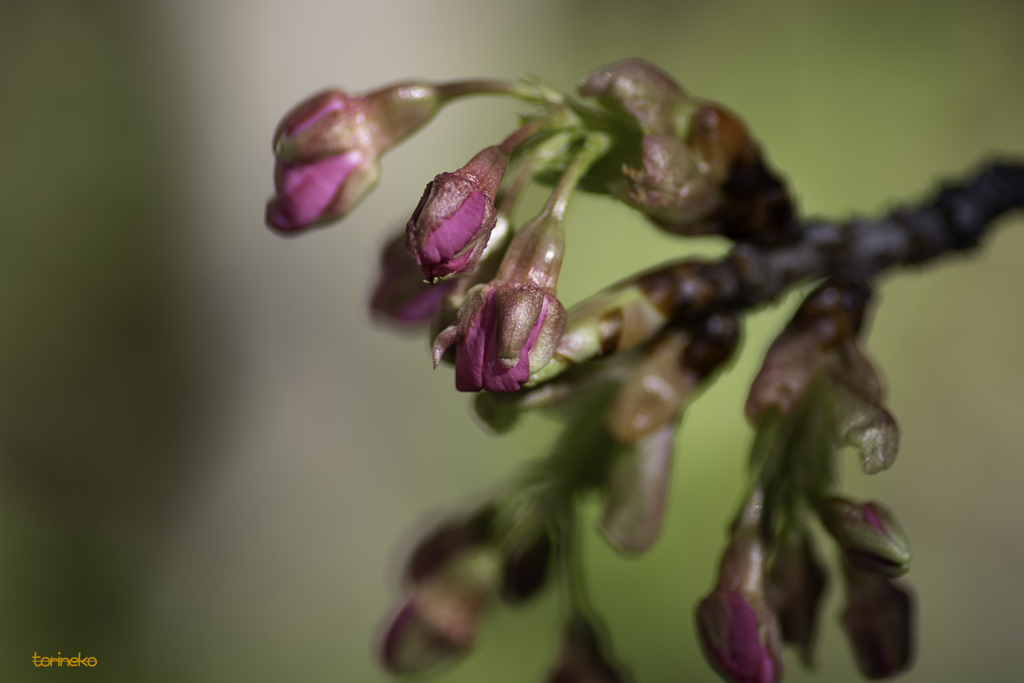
[268,82,449,234]
[697,590,784,683]
[407,146,508,281]
[820,498,911,577]
[380,599,466,674]
[266,150,380,233]
[697,532,784,683]
[370,232,455,325]
[381,546,501,674]
[433,284,566,392]
[840,566,914,679]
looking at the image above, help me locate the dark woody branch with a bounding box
[531,161,1024,385]
[731,161,1024,309]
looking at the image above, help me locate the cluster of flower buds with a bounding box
[259,58,990,683]
[695,277,914,681]
[381,491,555,675]
[267,79,517,233]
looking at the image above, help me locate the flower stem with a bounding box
[542,132,612,222]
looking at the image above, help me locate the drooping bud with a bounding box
[600,422,675,554]
[432,210,568,393]
[382,546,502,674]
[765,526,828,667]
[840,565,915,679]
[697,530,784,683]
[381,506,499,674]
[370,231,456,325]
[819,498,911,577]
[267,147,381,234]
[268,82,451,233]
[380,598,466,674]
[501,528,553,604]
[407,146,508,282]
[546,614,631,683]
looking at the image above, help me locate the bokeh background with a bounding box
[2,0,1023,681]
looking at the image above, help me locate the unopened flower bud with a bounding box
[370,232,455,325]
[382,546,501,674]
[501,529,552,604]
[380,598,466,674]
[267,149,381,233]
[820,498,911,577]
[765,527,828,666]
[268,82,450,234]
[840,566,915,679]
[697,531,784,683]
[547,614,631,683]
[432,210,569,393]
[407,146,508,282]
[601,422,675,554]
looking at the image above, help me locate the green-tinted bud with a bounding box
[601,422,675,554]
[820,498,911,577]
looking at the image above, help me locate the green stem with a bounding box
[558,501,592,616]
[541,132,612,222]
[434,79,522,101]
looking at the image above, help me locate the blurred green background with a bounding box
[1,0,1023,681]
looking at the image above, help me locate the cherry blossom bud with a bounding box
[407,146,508,282]
[382,547,501,674]
[370,232,455,325]
[820,498,911,577]
[765,527,828,666]
[840,566,915,679]
[546,614,631,683]
[600,422,675,554]
[697,532,784,683]
[381,598,465,674]
[268,82,449,234]
[432,210,568,393]
[267,149,380,233]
